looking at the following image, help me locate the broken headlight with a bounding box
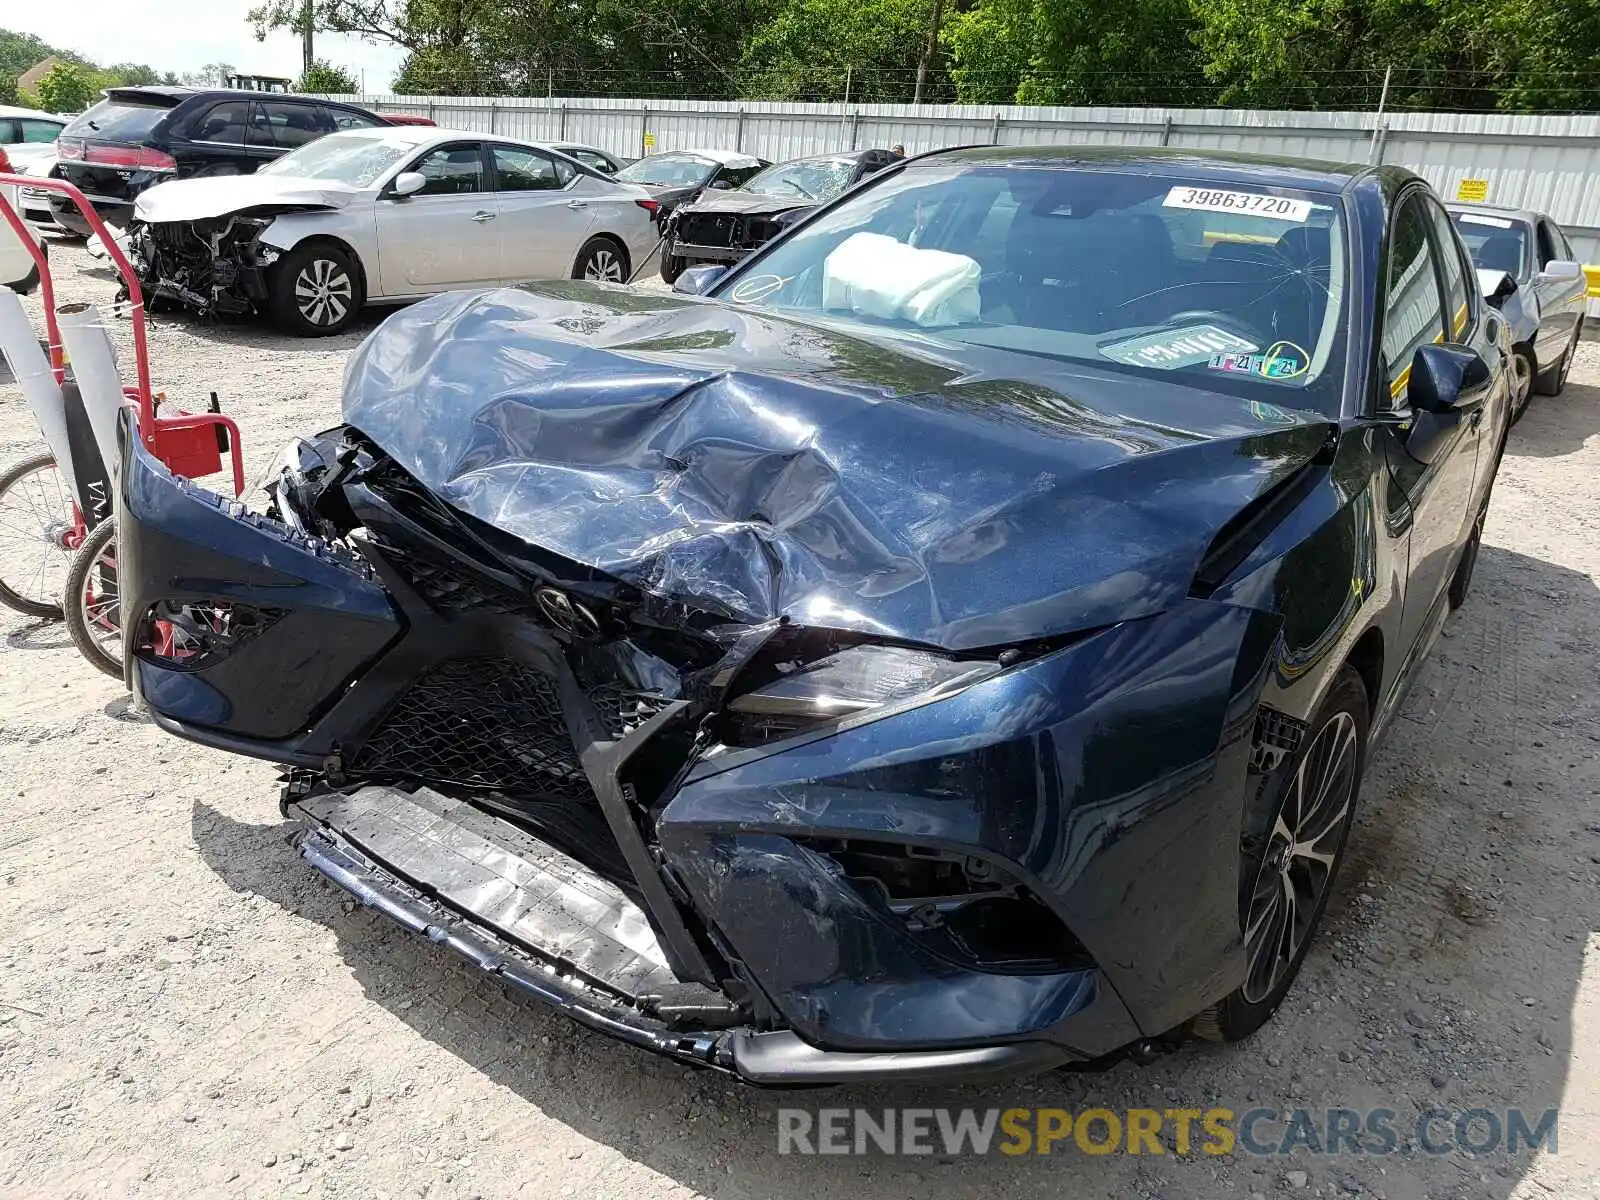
[725,644,999,745]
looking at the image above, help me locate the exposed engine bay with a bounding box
[127,215,282,317]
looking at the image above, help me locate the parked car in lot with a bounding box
[611,149,766,222]
[127,126,660,335]
[121,147,1510,1083]
[660,147,898,282]
[546,142,627,175]
[0,148,45,295]
[51,86,389,234]
[1,105,67,237]
[1447,203,1586,422]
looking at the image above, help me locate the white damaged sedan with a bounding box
[128,126,661,336]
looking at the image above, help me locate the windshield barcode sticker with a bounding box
[1163,187,1313,222]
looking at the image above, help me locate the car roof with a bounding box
[1444,201,1544,225]
[918,145,1374,194]
[0,105,65,122]
[103,86,372,111]
[657,147,762,168]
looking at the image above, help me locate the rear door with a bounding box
[486,144,595,279]
[253,99,331,160]
[182,99,265,176]
[374,140,501,293]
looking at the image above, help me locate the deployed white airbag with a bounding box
[821,232,980,327]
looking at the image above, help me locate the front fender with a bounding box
[660,596,1284,1045]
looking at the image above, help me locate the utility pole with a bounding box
[301,0,314,77]
[912,0,943,104]
[1368,65,1392,165]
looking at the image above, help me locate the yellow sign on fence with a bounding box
[1456,178,1489,202]
[643,132,656,150]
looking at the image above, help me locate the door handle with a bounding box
[471,210,495,222]
[566,200,588,209]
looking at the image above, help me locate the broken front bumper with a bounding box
[289,784,1073,1084]
[121,432,1277,1083]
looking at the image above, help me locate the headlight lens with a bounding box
[725,644,999,744]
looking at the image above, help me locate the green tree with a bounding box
[944,0,1202,105]
[32,61,98,113]
[0,74,16,105]
[297,58,360,92]
[740,0,941,101]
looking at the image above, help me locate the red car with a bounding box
[382,114,437,127]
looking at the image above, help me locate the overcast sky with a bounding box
[11,2,406,90]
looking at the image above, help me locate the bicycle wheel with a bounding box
[65,518,123,679]
[0,451,76,619]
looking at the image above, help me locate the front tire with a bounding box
[1508,347,1535,425]
[1193,668,1369,1043]
[659,249,686,285]
[573,236,628,284]
[268,243,363,337]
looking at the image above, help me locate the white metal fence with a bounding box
[336,93,1600,309]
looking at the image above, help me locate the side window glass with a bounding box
[1535,221,1558,268]
[490,145,564,191]
[1556,225,1576,261]
[1425,201,1472,341]
[329,108,382,131]
[1382,197,1448,407]
[259,102,326,148]
[194,101,251,145]
[410,144,485,196]
[572,150,613,173]
[20,120,63,143]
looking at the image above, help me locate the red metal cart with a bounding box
[0,174,245,675]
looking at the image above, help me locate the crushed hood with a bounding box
[134,175,357,223]
[342,284,1333,650]
[681,190,811,218]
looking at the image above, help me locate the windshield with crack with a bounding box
[716,162,1351,414]
[258,134,412,186]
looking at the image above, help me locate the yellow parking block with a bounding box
[1585,264,1600,298]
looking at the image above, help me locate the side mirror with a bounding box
[1538,259,1582,284]
[1408,343,1491,414]
[709,179,733,190]
[672,265,725,296]
[389,171,426,198]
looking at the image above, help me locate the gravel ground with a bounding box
[1,242,1598,1200]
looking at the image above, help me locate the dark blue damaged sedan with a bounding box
[118,146,1512,1084]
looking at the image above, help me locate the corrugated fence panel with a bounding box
[335,93,1600,311]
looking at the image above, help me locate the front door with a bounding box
[1379,191,1484,661]
[1531,218,1585,366]
[375,141,501,294]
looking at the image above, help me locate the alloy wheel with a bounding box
[294,258,355,327]
[1510,353,1534,418]
[583,247,623,283]
[1241,710,1360,1003]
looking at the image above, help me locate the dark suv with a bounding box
[52,87,388,233]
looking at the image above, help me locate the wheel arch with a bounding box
[270,233,369,300]
[1343,625,1384,720]
[575,232,630,280]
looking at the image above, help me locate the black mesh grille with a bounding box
[1250,707,1307,774]
[369,538,523,614]
[586,683,676,739]
[350,659,593,801]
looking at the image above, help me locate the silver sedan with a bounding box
[129,126,661,336]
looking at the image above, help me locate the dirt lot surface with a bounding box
[1,242,1597,1200]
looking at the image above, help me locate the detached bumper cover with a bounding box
[289,783,1073,1084]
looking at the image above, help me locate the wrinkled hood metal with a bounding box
[134,175,357,223]
[342,284,1334,650]
[682,190,811,218]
